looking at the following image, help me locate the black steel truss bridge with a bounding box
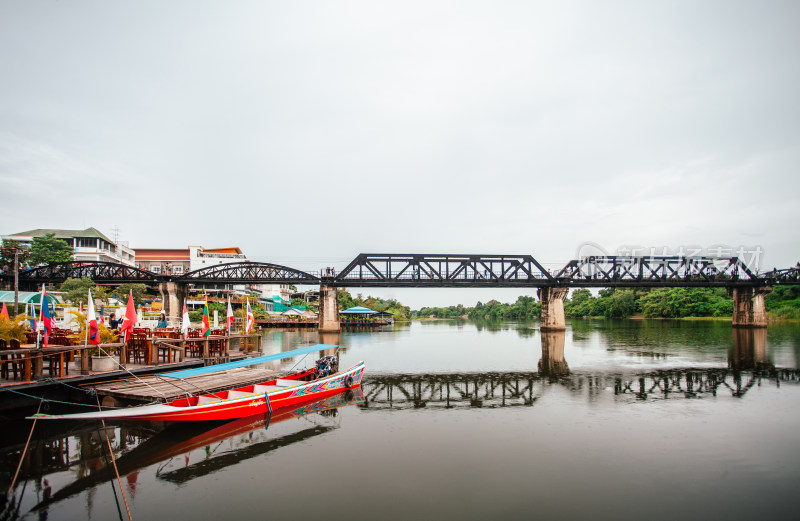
[6,253,800,289]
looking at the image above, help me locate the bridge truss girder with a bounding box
[554,255,761,288]
[333,254,553,288]
[6,255,796,289]
[175,262,319,285]
[17,262,158,285]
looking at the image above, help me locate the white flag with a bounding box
[181,299,191,335]
[226,297,235,332]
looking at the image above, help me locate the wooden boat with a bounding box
[30,360,365,422]
[30,388,365,512]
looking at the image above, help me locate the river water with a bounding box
[2,319,800,520]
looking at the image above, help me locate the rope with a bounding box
[8,400,42,495]
[96,394,133,521]
[93,344,168,400]
[40,377,95,393]
[151,375,227,401]
[2,388,120,409]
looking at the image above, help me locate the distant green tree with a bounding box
[60,277,107,306]
[28,233,73,265]
[112,283,149,307]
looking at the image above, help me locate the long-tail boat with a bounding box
[30,344,365,422]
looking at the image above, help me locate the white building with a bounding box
[5,228,136,266]
[134,245,291,300]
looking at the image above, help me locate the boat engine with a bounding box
[315,355,339,379]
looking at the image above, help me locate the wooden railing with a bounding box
[2,332,263,382]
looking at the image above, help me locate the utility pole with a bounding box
[1,236,32,316]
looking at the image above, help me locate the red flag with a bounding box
[87,290,100,345]
[0,302,8,320]
[119,290,137,341]
[39,284,52,346]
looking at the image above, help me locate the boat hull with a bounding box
[32,362,365,422]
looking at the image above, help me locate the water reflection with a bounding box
[1,390,363,519]
[539,331,569,377]
[730,328,768,370]
[360,366,800,409]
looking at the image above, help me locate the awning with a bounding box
[159,344,339,379]
[0,291,61,304]
[340,306,377,315]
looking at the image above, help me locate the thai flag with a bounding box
[39,284,52,346]
[246,298,254,334]
[87,290,100,345]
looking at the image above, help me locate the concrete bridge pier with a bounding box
[729,287,772,328]
[538,287,569,331]
[318,285,340,332]
[158,282,187,325]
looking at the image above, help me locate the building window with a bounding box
[75,238,97,248]
[151,265,161,274]
[173,266,183,274]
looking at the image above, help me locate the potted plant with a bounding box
[68,311,120,371]
[0,312,29,343]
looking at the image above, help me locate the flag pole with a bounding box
[84,290,90,347]
[36,285,42,348]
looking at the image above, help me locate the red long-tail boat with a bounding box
[30,344,365,422]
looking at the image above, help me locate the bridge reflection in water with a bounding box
[360,329,800,409]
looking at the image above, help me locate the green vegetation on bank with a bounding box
[412,286,800,321]
[337,290,412,320]
[766,286,800,319]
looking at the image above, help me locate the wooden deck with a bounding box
[94,367,287,404]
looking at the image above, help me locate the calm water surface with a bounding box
[2,319,800,520]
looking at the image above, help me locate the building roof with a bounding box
[340,306,377,315]
[0,291,61,304]
[134,248,191,261]
[202,247,242,254]
[11,227,114,243]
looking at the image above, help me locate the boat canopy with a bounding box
[159,343,339,379]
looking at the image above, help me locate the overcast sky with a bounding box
[1,1,798,308]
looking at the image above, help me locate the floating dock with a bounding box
[93,367,287,404]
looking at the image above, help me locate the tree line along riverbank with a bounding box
[412,286,800,321]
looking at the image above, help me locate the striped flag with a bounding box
[87,290,100,345]
[27,301,37,330]
[245,298,254,334]
[226,297,235,333]
[201,297,211,337]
